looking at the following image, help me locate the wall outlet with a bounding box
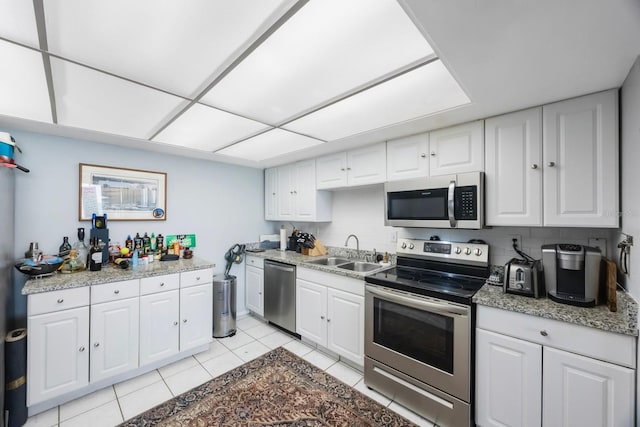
[509,235,522,256]
[588,238,607,257]
[391,231,398,243]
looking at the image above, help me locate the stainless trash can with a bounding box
[213,274,236,338]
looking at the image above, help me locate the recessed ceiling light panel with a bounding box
[0,1,39,48]
[153,103,270,151]
[0,40,52,123]
[216,128,323,162]
[283,60,470,141]
[201,0,435,124]
[51,57,186,139]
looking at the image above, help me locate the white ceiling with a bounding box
[1,0,639,169]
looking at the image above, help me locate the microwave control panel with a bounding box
[454,186,477,220]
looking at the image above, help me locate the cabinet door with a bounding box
[485,108,543,226]
[245,265,264,316]
[542,90,619,227]
[294,159,317,221]
[264,167,278,220]
[27,307,89,406]
[296,279,327,346]
[429,120,484,176]
[316,153,347,189]
[180,283,213,351]
[90,297,139,383]
[386,133,429,181]
[326,288,364,365]
[276,164,295,220]
[543,347,634,427]
[347,143,387,186]
[476,328,542,427]
[139,290,179,366]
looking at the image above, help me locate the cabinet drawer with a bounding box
[140,273,180,295]
[28,287,90,316]
[91,279,139,304]
[246,256,264,269]
[477,305,636,368]
[181,268,213,288]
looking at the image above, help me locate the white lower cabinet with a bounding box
[476,306,636,427]
[296,268,364,366]
[139,289,180,366]
[245,256,264,316]
[179,283,213,351]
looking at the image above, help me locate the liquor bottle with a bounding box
[143,232,151,254]
[88,237,103,271]
[134,233,143,251]
[58,236,72,257]
[74,228,89,265]
[125,235,133,252]
[156,234,164,252]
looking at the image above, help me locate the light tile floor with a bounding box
[24,315,434,427]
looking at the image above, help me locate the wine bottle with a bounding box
[89,237,103,271]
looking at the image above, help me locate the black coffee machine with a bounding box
[542,244,601,307]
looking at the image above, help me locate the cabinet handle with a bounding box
[57,298,64,303]
[94,342,100,348]
[183,319,188,323]
[420,153,426,158]
[173,321,178,326]
[430,151,436,156]
[547,161,556,167]
[540,330,548,337]
[114,289,120,294]
[531,164,538,169]
[79,346,85,352]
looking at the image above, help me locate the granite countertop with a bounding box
[22,257,214,295]
[244,249,391,280]
[473,283,638,336]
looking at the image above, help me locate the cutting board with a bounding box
[603,258,617,312]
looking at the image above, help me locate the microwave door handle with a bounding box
[448,180,456,228]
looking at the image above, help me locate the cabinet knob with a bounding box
[320,316,325,320]
[347,167,351,170]
[196,277,200,281]
[57,298,64,303]
[547,161,556,167]
[173,321,178,326]
[160,283,165,287]
[79,346,85,352]
[183,319,188,323]
[420,153,426,158]
[340,168,345,171]
[327,318,331,322]
[540,330,548,337]
[114,289,120,294]
[430,151,436,156]
[258,292,262,295]
[531,164,538,169]
[94,342,100,348]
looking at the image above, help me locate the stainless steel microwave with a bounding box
[384,172,484,229]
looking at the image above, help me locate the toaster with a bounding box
[504,258,545,298]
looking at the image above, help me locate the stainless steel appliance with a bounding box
[542,244,601,307]
[364,238,489,427]
[503,258,545,298]
[212,274,237,338]
[384,171,484,229]
[264,260,296,333]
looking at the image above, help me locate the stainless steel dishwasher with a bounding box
[263,260,296,333]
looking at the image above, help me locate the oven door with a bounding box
[364,284,471,401]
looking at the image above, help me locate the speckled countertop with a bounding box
[473,284,638,336]
[22,257,214,295]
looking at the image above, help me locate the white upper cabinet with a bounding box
[264,167,277,221]
[386,133,429,181]
[428,120,484,176]
[542,90,619,227]
[316,143,386,189]
[485,107,543,226]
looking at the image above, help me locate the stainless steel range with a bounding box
[364,237,489,427]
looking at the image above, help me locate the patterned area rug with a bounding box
[119,347,415,426]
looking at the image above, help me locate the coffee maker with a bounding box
[542,244,601,307]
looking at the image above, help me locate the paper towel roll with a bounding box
[5,328,28,427]
[280,228,287,251]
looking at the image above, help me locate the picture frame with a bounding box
[79,163,167,221]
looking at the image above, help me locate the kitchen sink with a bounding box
[306,257,351,266]
[337,261,382,272]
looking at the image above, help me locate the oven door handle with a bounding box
[367,286,468,316]
[448,180,456,228]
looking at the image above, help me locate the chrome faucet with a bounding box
[345,234,359,258]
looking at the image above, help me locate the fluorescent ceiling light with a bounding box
[0,1,39,48]
[43,0,295,97]
[153,103,270,151]
[201,0,434,124]
[0,40,52,123]
[216,128,323,162]
[284,60,470,141]
[51,58,186,139]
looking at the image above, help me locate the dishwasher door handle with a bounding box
[265,262,295,273]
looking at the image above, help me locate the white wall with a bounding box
[295,185,613,266]
[8,128,269,319]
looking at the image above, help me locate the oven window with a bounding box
[373,297,454,374]
[387,189,448,220]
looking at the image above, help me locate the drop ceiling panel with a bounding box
[51,58,186,139]
[43,0,294,97]
[216,128,323,161]
[0,40,52,123]
[0,1,39,47]
[284,60,470,141]
[201,0,434,124]
[153,103,270,151]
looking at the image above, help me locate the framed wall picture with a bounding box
[79,163,167,221]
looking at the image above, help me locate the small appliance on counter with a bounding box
[504,240,545,298]
[542,244,601,307]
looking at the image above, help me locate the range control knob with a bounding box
[401,242,407,249]
[474,248,482,256]
[464,247,472,255]
[408,243,415,249]
[454,247,462,254]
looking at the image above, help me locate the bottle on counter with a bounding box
[58,236,72,257]
[156,233,164,252]
[134,233,143,251]
[59,249,85,273]
[88,237,102,271]
[150,233,157,251]
[132,248,139,266]
[74,228,89,264]
[125,234,133,252]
